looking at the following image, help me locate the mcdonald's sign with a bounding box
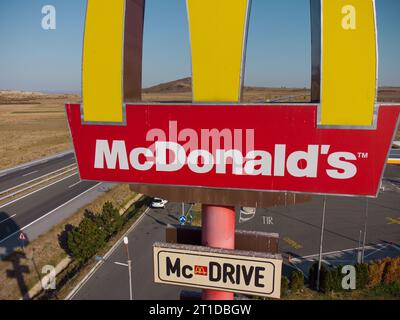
[66,0,400,198]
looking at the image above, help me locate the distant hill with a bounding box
[143,77,311,93]
[143,77,192,93]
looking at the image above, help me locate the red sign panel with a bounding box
[66,104,400,197]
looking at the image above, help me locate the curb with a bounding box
[119,194,143,215]
[0,150,74,178]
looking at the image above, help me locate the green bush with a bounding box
[67,216,107,262]
[331,266,344,292]
[290,271,304,292]
[281,276,289,297]
[308,262,318,290]
[97,202,124,239]
[355,263,369,290]
[306,257,400,295]
[308,262,329,291]
[370,281,400,298]
[320,267,334,293]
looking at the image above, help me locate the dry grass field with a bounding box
[1,80,399,170]
[0,91,79,169]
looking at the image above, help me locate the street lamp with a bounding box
[123,236,133,300]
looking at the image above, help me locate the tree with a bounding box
[290,270,304,292]
[67,217,107,262]
[98,202,123,239]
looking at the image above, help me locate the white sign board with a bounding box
[153,242,282,299]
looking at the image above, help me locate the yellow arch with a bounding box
[82,0,125,123]
[321,0,377,126]
[187,0,250,102]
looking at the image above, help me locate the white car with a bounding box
[151,198,168,208]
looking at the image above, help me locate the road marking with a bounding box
[0,167,77,202]
[290,243,394,263]
[0,182,102,244]
[364,243,390,259]
[68,180,81,189]
[283,237,303,250]
[386,217,400,225]
[0,214,16,224]
[66,206,149,300]
[0,172,78,210]
[114,262,128,267]
[0,163,76,195]
[22,170,38,177]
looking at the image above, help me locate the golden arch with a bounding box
[82,0,378,127]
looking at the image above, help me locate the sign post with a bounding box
[186,0,252,300]
[19,232,26,252]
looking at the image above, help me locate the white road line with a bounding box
[0,167,78,203]
[22,170,38,177]
[68,180,81,189]
[364,244,390,259]
[66,206,149,300]
[0,182,102,245]
[0,163,76,195]
[114,262,129,267]
[0,214,16,224]
[290,243,394,263]
[0,172,78,210]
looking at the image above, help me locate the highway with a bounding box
[0,148,398,250]
[69,164,400,300]
[0,152,100,257]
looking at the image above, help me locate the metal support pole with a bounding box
[361,198,369,263]
[357,230,362,264]
[316,196,327,291]
[202,205,235,300]
[124,237,133,300]
[127,259,133,300]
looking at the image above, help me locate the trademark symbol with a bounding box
[358,152,369,159]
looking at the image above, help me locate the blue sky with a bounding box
[0,0,399,92]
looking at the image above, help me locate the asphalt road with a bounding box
[0,152,76,191]
[71,203,196,300]
[70,165,400,300]
[0,152,99,257]
[390,148,400,158]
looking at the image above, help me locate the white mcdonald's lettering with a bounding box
[94,139,358,180]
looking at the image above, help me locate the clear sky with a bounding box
[0,0,399,92]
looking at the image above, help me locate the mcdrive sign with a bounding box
[67,0,400,198]
[153,243,282,298]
